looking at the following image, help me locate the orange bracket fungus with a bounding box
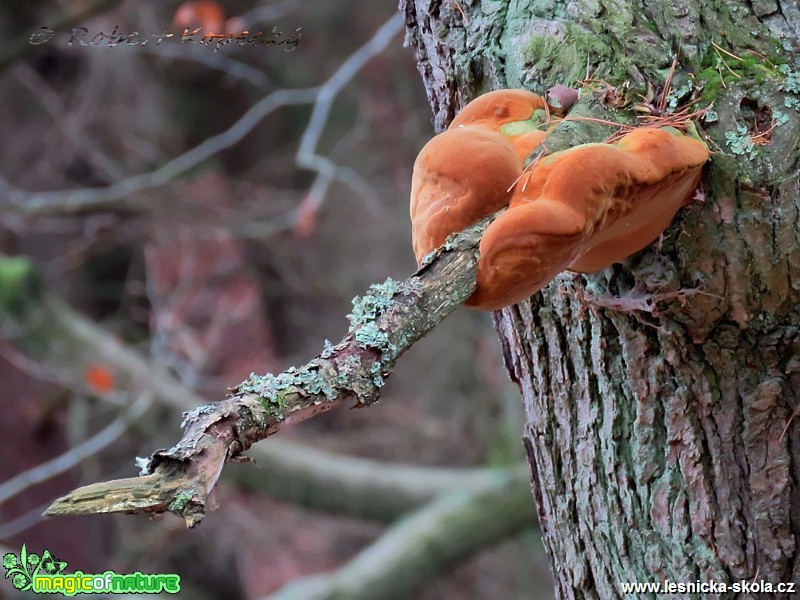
[410,89,557,262]
[410,89,709,311]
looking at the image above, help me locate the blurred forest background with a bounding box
[0,1,551,598]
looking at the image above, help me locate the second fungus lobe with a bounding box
[410,90,710,311]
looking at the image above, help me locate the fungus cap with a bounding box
[467,127,709,310]
[410,126,522,262]
[411,90,556,263]
[450,89,548,130]
[451,90,554,161]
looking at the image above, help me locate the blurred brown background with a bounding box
[0,1,551,598]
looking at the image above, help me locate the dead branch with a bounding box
[43,219,486,526]
[0,264,522,527]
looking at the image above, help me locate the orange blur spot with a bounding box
[85,364,114,394]
[174,0,226,34]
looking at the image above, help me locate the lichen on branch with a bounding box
[44,218,487,526]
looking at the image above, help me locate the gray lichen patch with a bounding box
[332,353,385,404]
[236,372,291,417]
[348,277,422,362]
[226,276,432,418]
[320,339,336,358]
[235,360,354,418]
[233,340,393,414]
[347,277,407,326]
[353,322,397,359]
[420,248,440,267]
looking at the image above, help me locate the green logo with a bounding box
[3,545,180,595]
[3,544,67,591]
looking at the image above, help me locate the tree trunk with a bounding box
[402,0,800,597]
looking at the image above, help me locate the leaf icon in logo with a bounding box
[40,550,67,575]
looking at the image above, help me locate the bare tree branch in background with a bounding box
[0,87,318,215]
[295,13,403,220]
[0,504,53,539]
[264,469,536,600]
[0,392,153,506]
[0,13,403,218]
[241,0,299,25]
[13,64,127,182]
[135,43,275,90]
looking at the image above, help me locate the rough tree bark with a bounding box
[402,0,800,597]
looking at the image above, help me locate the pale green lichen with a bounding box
[321,339,335,358]
[294,365,337,399]
[135,456,151,475]
[237,372,291,418]
[335,355,363,385]
[421,231,474,266]
[238,372,278,397]
[334,354,384,402]
[784,96,800,110]
[442,232,467,252]
[775,65,800,112]
[420,248,439,267]
[347,278,410,360]
[354,322,396,358]
[168,490,196,513]
[724,125,757,158]
[347,278,405,326]
[369,362,386,388]
[701,109,719,124]
[666,83,693,111]
[778,64,800,94]
[236,363,341,419]
[234,277,415,414]
[405,277,424,295]
[773,110,790,126]
[179,404,218,428]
